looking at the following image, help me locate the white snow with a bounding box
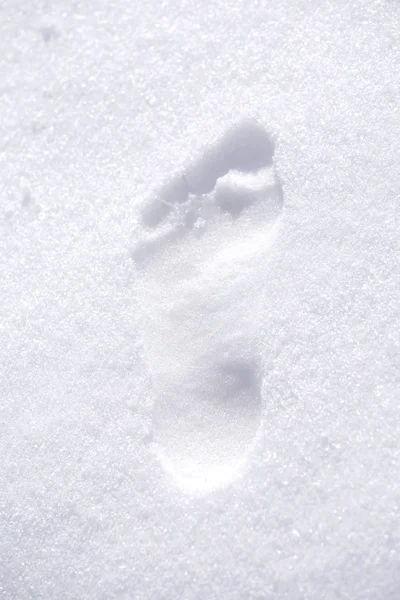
[1,0,400,598]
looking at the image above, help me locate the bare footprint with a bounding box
[133,120,283,493]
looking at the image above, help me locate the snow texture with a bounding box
[1,0,400,599]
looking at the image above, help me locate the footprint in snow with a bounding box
[133,119,283,493]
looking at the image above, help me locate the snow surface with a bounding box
[1,0,400,598]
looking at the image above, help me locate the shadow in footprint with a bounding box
[134,119,283,269]
[215,178,283,219]
[217,357,261,398]
[211,120,274,175]
[154,354,263,493]
[141,174,189,228]
[141,119,276,227]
